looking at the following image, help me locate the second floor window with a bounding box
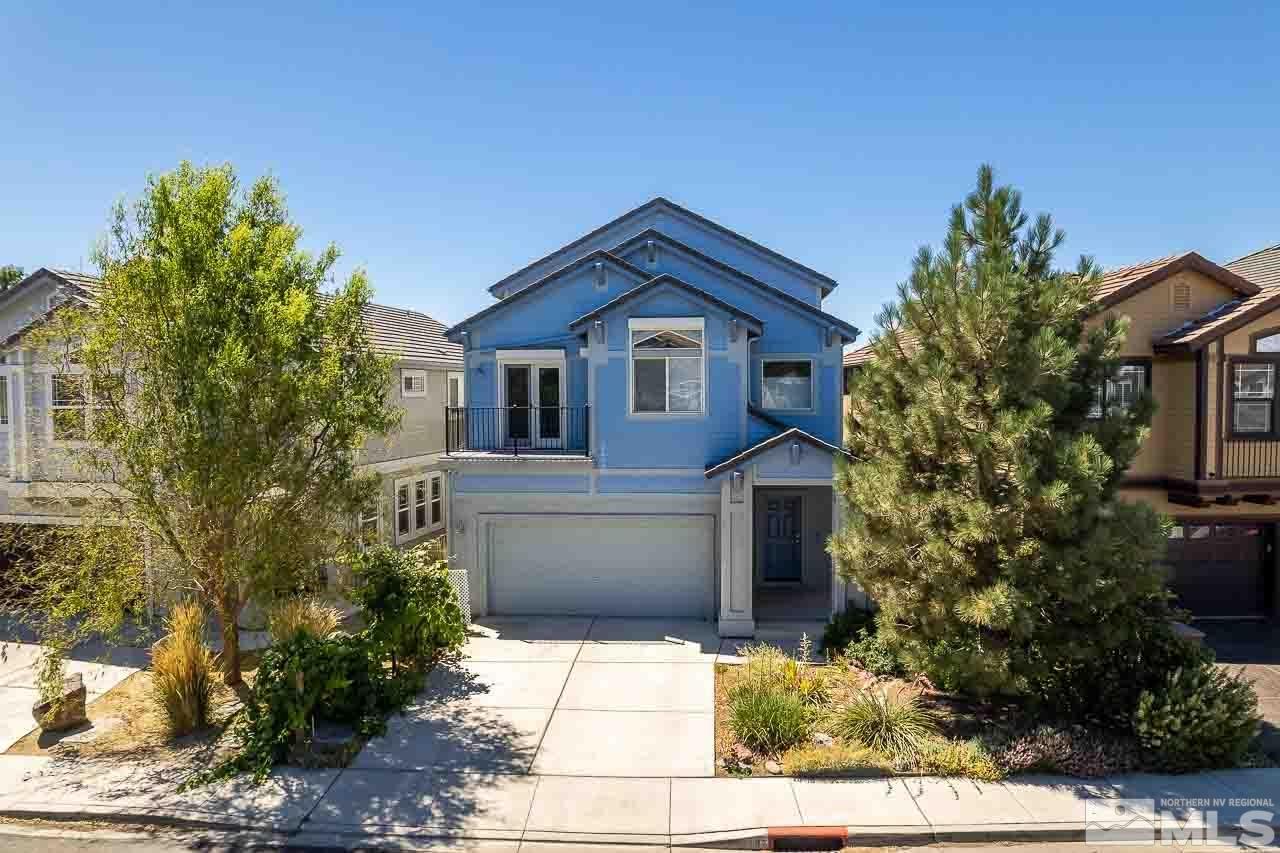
[1088,362,1149,418]
[630,322,704,414]
[402,369,427,398]
[762,360,814,411]
[1233,363,1275,435]
[51,374,88,441]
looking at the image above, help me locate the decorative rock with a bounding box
[765,759,783,775]
[732,743,754,762]
[32,673,88,732]
[811,732,834,747]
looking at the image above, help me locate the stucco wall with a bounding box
[359,360,454,465]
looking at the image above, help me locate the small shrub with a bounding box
[268,595,343,644]
[843,628,903,678]
[151,601,215,736]
[996,725,1140,778]
[728,682,812,754]
[918,737,1003,781]
[737,643,829,706]
[346,545,466,672]
[822,609,875,655]
[1133,664,1260,772]
[783,740,892,777]
[827,686,938,763]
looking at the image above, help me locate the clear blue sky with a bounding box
[3,2,1277,339]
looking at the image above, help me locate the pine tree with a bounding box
[832,165,1170,697]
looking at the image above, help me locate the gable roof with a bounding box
[704,426,849,478]
[1,268,459,364]
[1153,242,1280,353]
[1090,251,1258,310]
[567,273,764,333]
[447,250,650,340]
[845,252,1266,366]
[609,228,859,342]
[489,197,838,297]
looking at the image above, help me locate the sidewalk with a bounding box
[1,754,1275,849]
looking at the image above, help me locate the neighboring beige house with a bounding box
[0,268,463,551]
[843,245,1280,622]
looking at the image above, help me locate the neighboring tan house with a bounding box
[843,246,1280,622]
[0,268,463,552]
[442,198,860,637]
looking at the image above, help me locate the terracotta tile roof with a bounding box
[843,331,919,367]
[1090,252,1192,305]
[1154,242,1280,351]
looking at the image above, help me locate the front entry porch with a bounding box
[752,486,834,622]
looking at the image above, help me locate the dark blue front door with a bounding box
[763,495,803,582]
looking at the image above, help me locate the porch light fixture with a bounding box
[459,330,470,351]
[594,261,607,291]
[728,318,740,342]
[790,441,802,465]
[825,325,837,347]
[730,470,745,503]
[646,239,657,266]
[593,320,605,344]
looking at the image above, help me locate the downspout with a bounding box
[1194,350,1205,481]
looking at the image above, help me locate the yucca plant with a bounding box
[827,686,939,763]
[267,595,343,644]
[150,601,215,735]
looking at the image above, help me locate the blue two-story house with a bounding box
[443,198,859,637]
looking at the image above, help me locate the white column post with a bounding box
[718,466,755,637]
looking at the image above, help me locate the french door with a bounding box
[503,363,562,449]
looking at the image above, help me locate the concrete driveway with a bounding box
[352,617,720,777]
[1201,621,1280,759]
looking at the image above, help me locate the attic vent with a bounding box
[1173,280,1192,310]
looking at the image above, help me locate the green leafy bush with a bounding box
[728,682,812,754]
[206,632,420,784]
[346,545,466,672]
[1133,664,1260,772]
[150,602,215,735]
[821,609,875,655]
[827,687,938,763]
[843,629,903,678]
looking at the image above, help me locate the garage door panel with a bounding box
[1165,522,1267,619]
[488,515,715,618]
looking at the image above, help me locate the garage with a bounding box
[486,514,716,618]
[1164,522,1271,619]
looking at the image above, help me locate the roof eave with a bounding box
[704,427,849,479]
[1092,252,1260,314]
[567,274,765,333]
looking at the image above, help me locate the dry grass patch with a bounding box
[5,650,261,767]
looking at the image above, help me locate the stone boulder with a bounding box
[32,673,88,732]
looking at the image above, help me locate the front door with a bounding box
[763,494,803,582]
[504,364,531,445]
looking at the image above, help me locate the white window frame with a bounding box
[394,471,446,544]
[401,369,427,398]
[627,317,706,417]
[447,371,465,408]
[496,350,567,449]
[760,357,816,412]
[48,372,91,446]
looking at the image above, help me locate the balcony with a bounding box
[445,405,591,458]
[1221,439,1280,481]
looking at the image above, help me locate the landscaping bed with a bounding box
[714,614,1277,781]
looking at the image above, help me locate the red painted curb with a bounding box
[767,825,848,850]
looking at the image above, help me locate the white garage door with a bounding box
[487,514,716,618]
